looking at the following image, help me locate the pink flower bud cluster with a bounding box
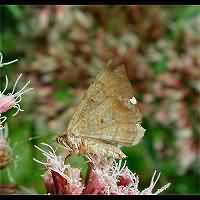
[34,143,171,195]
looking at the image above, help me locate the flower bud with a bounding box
[0,95,15,114]
[0,136,11,169]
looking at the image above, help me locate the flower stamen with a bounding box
[0,123,8,139]
[0,115,7,127]
[0,52,18,68]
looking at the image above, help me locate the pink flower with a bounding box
[35,143,171,195]
[34,143,84,195]
[0,74,33,126]
[43,170,57,194]
[0,53,33,127]
[0,95,16,114]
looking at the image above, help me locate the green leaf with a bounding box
[150,54,168,74]
[6,5,23,19]
[65,154,89,183]
[174,6,200,22]
[52,88,75,104]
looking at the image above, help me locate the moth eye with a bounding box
[56,136,62,144]
[100,119,104,124]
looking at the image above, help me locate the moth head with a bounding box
[56,134,68,148]
[56,133,81,153]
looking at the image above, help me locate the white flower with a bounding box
[33,143,68,178]
[140,171,171,195]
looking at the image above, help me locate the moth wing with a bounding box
[70,97,143,145]
[67,65,141,137]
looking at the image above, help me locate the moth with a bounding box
[57,64,145,159]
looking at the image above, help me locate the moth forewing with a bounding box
[70,97,142,145]
[67,65,137,132]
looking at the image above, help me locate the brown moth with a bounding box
[57,64,145,159]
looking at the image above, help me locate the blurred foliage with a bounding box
[0,5,200,194]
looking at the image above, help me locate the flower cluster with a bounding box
[0,52,33,171]
[0,53,33,128]
[34,143,171,195]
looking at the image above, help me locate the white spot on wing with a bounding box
[130,96,137,105]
